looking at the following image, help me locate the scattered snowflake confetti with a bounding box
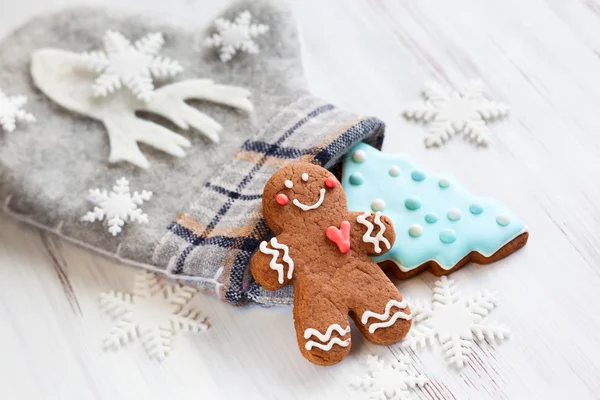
[402,276,511,368]
[81,31,183,102]
[0,89,35,132]
[403,80,509,147]
[81,177,152,236]
[351,354,428,400]
[99,271,208,361]
[204,10,269,63]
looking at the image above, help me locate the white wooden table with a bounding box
[2,0,600,398]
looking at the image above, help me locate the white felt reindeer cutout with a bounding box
[31,44,253,169]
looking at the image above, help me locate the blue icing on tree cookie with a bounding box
[342,143,528,273]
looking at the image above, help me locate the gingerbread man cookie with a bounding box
[250,162,412,366]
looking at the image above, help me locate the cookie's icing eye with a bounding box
[276,194,289,205]
[325,176,337,188]
[301,173,309,182]
[284,180,293,189]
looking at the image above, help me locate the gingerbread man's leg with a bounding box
[293,285,352,366]
[349,267,412,345]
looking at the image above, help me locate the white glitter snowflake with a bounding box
[402,276,511,368]
[99,271,208,361]
[0,89,35,132]
[81,178,152,236]
[204,10,269,63]
[81,31,183,102]
[403,80,509,147]
[351,355,428,400]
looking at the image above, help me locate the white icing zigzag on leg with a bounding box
[304,324,351,351]
[258,238,294,284]
[362,299,412,334]
[356,211,391,253]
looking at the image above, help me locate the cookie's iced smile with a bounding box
[293,188,326,211]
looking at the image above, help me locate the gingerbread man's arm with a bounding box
[250,235,295,291]
[350,211,396,256]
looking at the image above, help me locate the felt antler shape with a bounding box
[31,49,252,169]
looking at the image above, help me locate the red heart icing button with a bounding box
[326,221,351,254]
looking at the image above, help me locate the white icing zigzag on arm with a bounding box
[362,299,412,334]
[356,211,391,253]
[304,324,351,351]
[258,238,294,284]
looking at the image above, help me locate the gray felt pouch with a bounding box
[0,0,385,306]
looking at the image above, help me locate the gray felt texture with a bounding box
[0,0,385,305]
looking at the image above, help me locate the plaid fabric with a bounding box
[153,96,385,306]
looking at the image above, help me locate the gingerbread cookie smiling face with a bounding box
[251,162,412,366]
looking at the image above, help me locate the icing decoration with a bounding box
[470,204,483,215]
[204,10,269,63]
[389,165,401,177]
[258,237,294,284]
[403,80,510,147]
[351,355,429,399]
[361,299,411,334]
[371,198,386,212]
[403,276,510,368]
[325,176,337,188]
[408,224,423,237]
[342,143,527,272]
[81,177,152,236]
[447,208,461,221]
[31,49,253,169]
[349,173,364,186]
[304,324,351,351]
[439,178,451,188]
[301,173,309,182]
[284,180,294,189]
[276,194,288,205]
[496,214,510,226]
[293,188,326,211]
[356,212,391,254]
[404,196,422,211]
[0,89,35,132]
[352,149,367,163]
[81,31,183,103]
[326,221,351,253]
[99,271,208,361]
[424,212,438,224]
[411,170,426,182]
[439,229,457,244]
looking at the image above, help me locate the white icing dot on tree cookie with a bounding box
[371,198,385,212]
[353,150,367,163]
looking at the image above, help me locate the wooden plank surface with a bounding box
[1,0,600,398]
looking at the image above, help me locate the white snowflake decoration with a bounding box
[99,271,208,361]
[402,276,511,368]
[81,178,152,236]
[403,80,509,147]
[0,89,35,132]
[82,31,183,102]
[351,355,428,400]
[204,10,269,63]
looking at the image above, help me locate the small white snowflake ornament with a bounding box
[99,271,208,361]
[82,31,183,103]
[403,80,509,147]
[81,178,152,236]
[0,89,35,132]
[204,10,269,63]
[351,355,428,400]
[402,276,511,368]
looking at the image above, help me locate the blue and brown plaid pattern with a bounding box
[154,96,385,306]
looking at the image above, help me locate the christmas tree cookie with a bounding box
[342,143,528,278]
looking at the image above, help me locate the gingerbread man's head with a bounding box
[262,163,346,234]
